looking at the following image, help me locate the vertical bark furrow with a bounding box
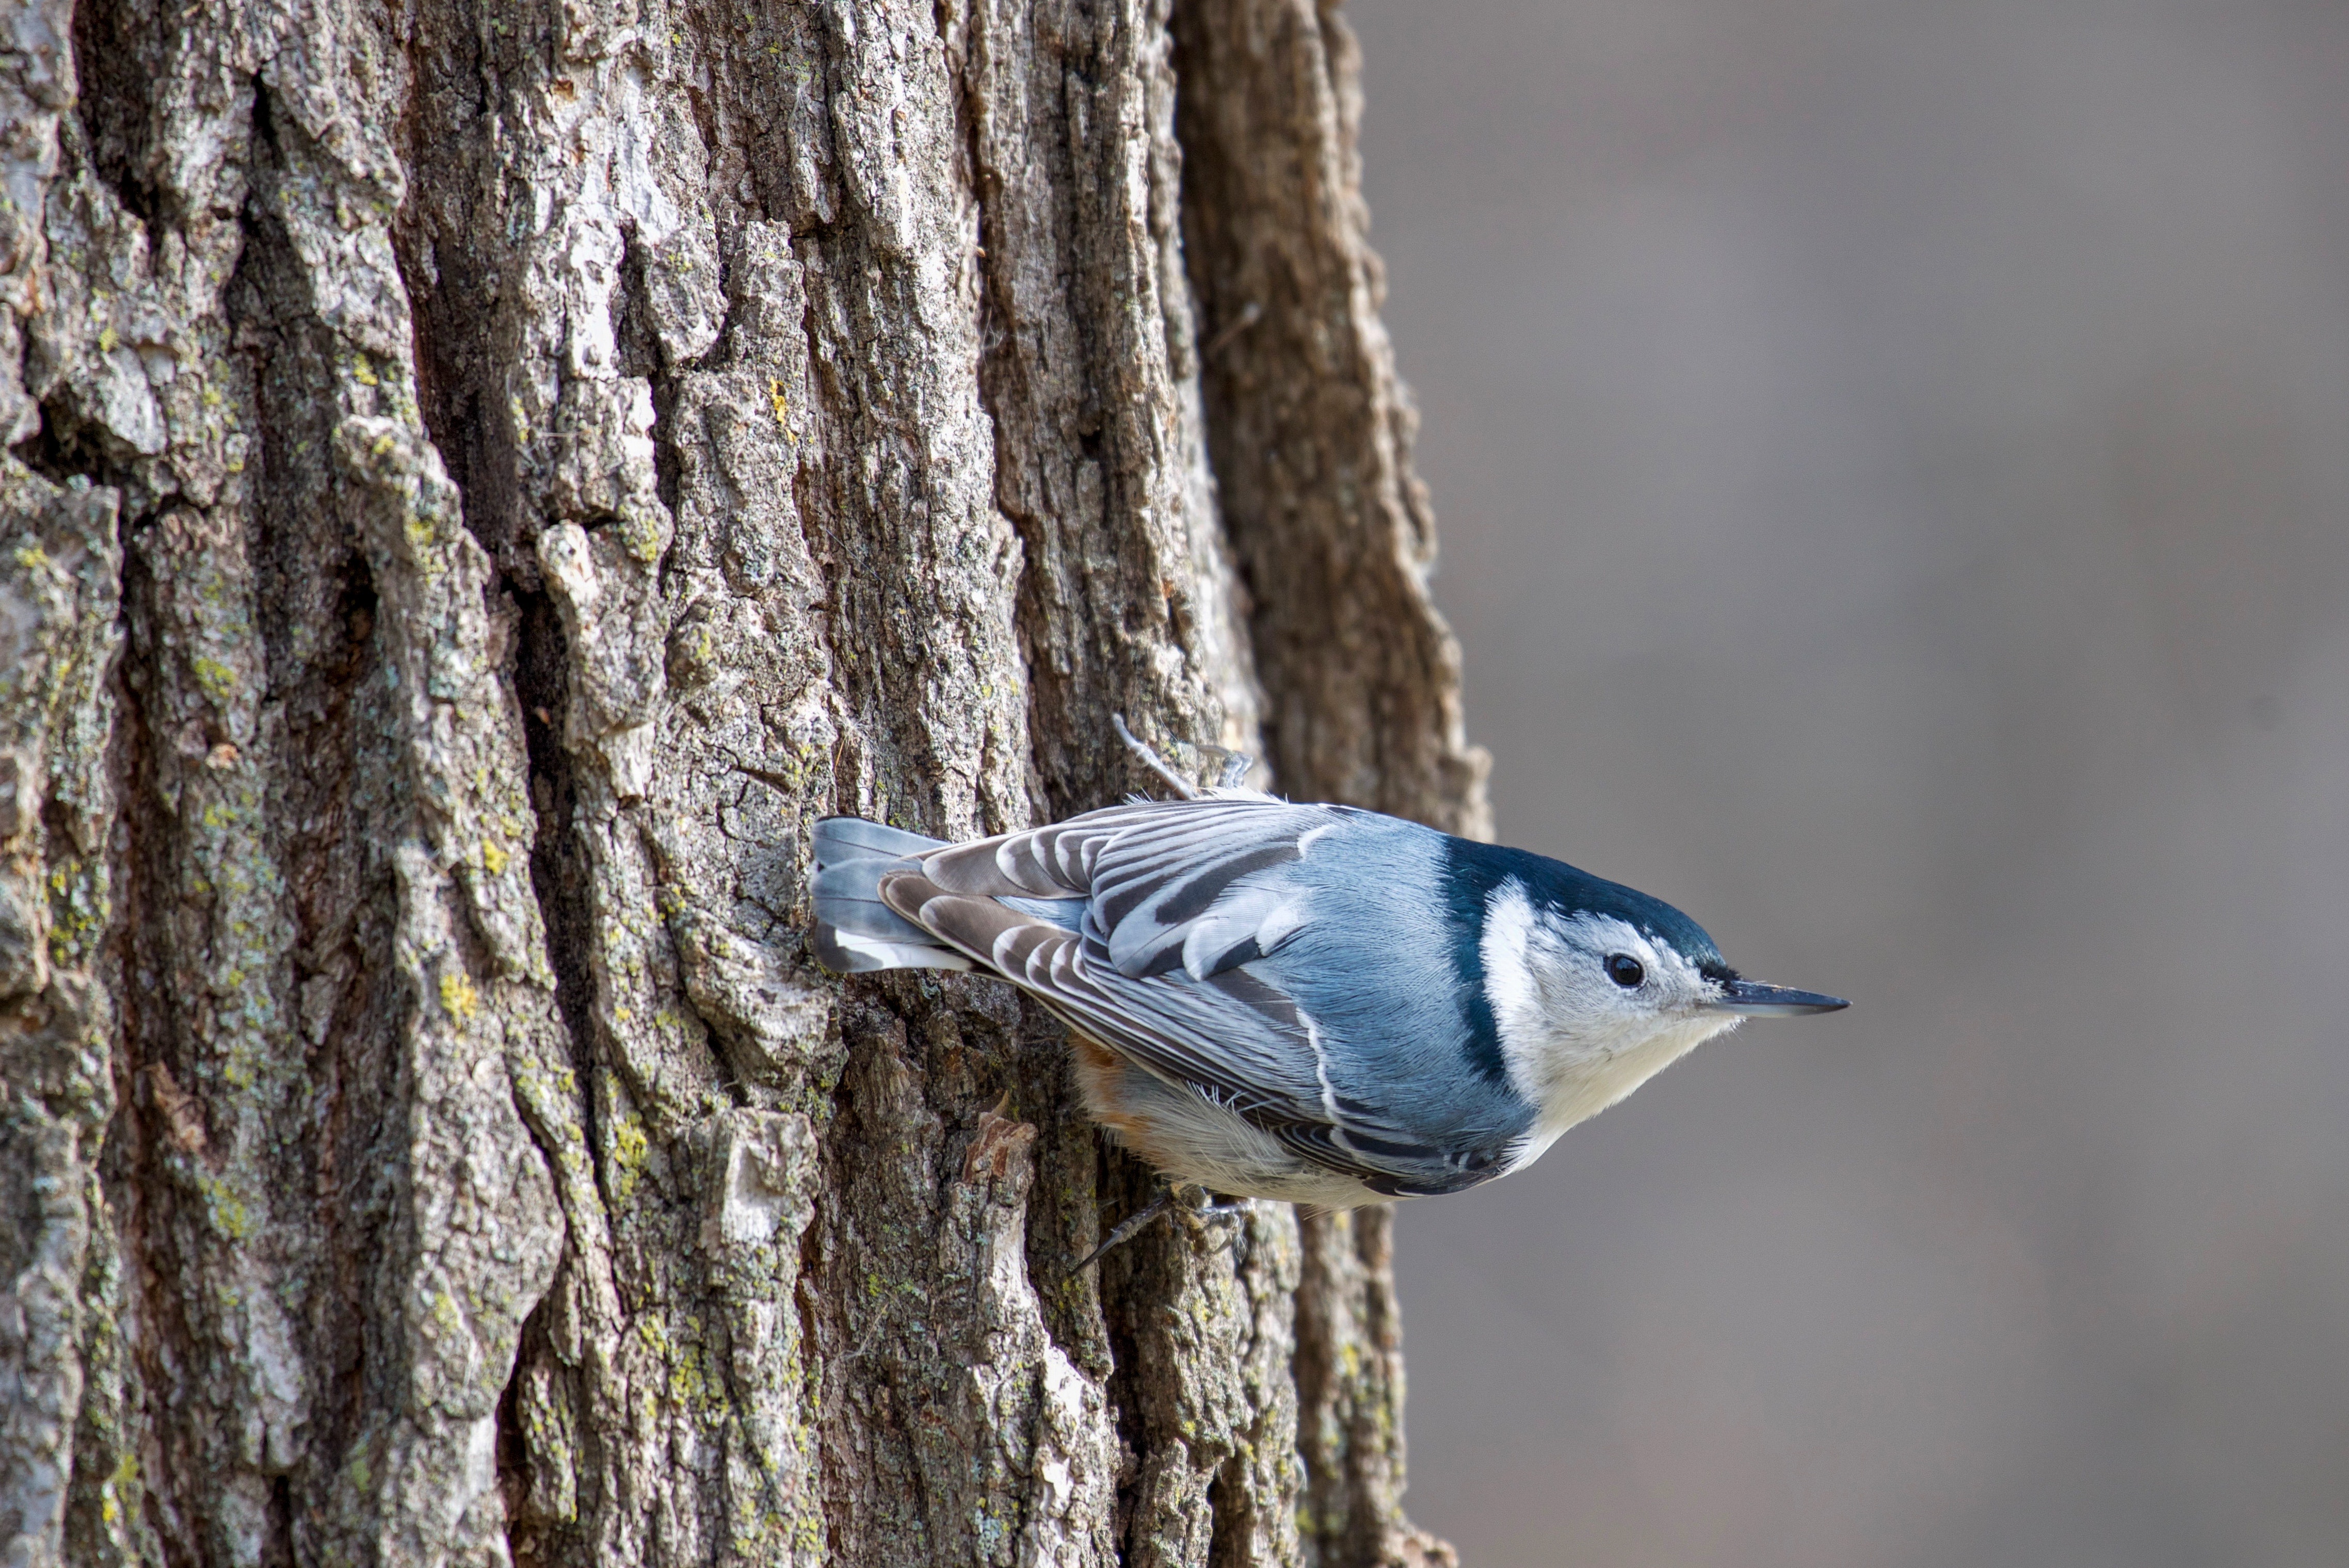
[119,500,311,1568]
[7,0,588,1561]
[1292,1211,1452,1568]
[327,417,571,1568]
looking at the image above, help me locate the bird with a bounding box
[811,719,1844,1260]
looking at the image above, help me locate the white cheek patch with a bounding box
[1479,880,1566,1106]
[1480,891,1739,1150]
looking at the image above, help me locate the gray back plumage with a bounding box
[1251,812,1538,1188]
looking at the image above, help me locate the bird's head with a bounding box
[1457,843,1845,1142]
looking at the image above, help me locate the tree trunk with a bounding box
[0,0,1488,1563]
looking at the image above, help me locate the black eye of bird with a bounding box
[1606,953,1646,988]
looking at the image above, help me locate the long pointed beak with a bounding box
[1711,978,1849,1017]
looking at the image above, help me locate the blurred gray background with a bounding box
[1343,1,2349,1563]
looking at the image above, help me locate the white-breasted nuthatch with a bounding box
[811,725,1844,1223]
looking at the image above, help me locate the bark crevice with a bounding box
[65,0,162,229]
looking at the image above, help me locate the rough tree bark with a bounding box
[0,0,1489,1563]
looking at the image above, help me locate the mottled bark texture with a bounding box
[0,0,1486,1563]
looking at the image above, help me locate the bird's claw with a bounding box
[1071,1186,1255,1274]
[1071,1189,1178,1273]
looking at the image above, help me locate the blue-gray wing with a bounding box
[881,795,1490,1197]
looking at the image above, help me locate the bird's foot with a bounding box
[1072,1188,1179,1272]
[1072,1185,1256,1273]
[1185,1193,1256,1270]
[1203,746,1255,791]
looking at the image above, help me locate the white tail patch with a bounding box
[824,931,973,973]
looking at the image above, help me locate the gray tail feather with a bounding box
[810,816,973,974]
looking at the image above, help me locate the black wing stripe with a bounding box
[1204,966,1303,1032]
[1198,933,1265,978]
[1148,842,1301,926]
[1092,835,1241,927]
[1134,945,1188,980]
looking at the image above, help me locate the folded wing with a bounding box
[883,796,1485,1197]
